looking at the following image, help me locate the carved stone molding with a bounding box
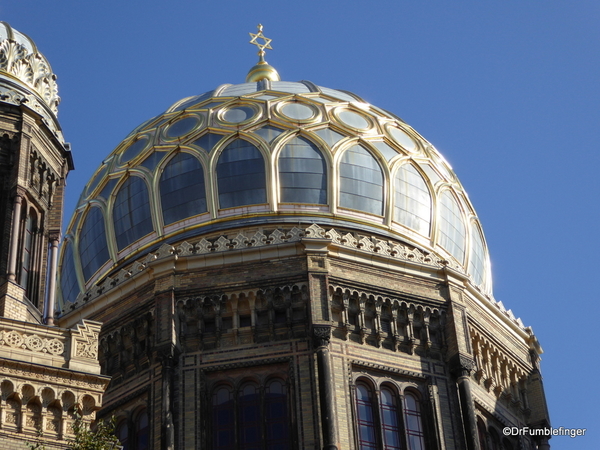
[312,325,332,349]
[0,330,64,355]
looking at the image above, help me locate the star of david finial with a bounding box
[249,24,273,60]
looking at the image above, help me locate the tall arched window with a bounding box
[279,137,327,204]
[113,176,153,250]
[19,209,37,300]
[213,386,235,450]
[79,206,109,281]
[59,240,80,305]
[211,378,290,450]
[468,222,486,287]
[438,191,466,263]
[340,145,383,216]
[160,152,207,225]
[135,410,149,450]
[354,379,428,450]
[395,164,431,235]
[217,139,266,209]
[403,392,426,450]
[355,382,378,450]
[380,386,402,450]
[116,420,129,450]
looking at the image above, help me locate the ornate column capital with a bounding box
[312,324,332,349]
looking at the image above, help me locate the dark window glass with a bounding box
[239,383,261,450]
[116,421,129,450]
[254,125,285,144]
[340,145,383,216]
[59,241,80,305]
[160,153,207,225]
[79,207,110,281]
[265,380,289,450]
[19,211,36,294]
[213,387,235,450]
[279,137,327,204]
[217,139,266,209]
[356,383,378,450]
[113,177,153,250]
[403,393,425,450]
[380,387,402,450]
[135,410,149,450]
[193,133,224,153]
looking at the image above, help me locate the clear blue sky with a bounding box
[5,1,599,448]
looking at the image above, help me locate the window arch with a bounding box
[354,378,428,450]
[468,221,486,287]
[59,240,80,305]
[211,378,290,450]
[113,176,153,250]
[339,145,384,216]
[135,409,149,450]
[116,419,129,450]
[217,139,266,209]
[437,190,466,262]
[278,136,327,204]
[79,206,110,281]
[394,164,431,235]
[160,152,207,225]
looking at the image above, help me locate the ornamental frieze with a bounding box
[0,330,64,355]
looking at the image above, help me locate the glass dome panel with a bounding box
[120,137,149,165]
[217,139,266,209]
[279,137,327,204]
[372,141,400,162]
[395,164,431,235]
[280,103,315,121]
[85,166,107,196]
[318,87,358,103]
[340,145,383,216]
[338,110,370,130]
[166,116,201,138]
[438,191,466,262]
[219,83,258,97]
[139,151,166,172]
[79,206,110,281]
[193,133,224,153]
[59,240,80,305]
[113,177,154,250]
[388,127,417,153]
[468,222,486,287]
[160,153,207,225]
[253,125,284,144]
[270,81,311,94]
[222,106,255,123]
[314,128,345,147]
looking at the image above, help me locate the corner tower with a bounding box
[0,22,107,450]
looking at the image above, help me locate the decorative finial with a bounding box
[246,24,280,83]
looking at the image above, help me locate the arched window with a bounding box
[403,392,426,450]
[239,383,261,448]
[395,164,431,235]
[160,152,207,225]
[135,410,149,450]
[468,222,486,287]
[355,382,378,450]
[19,209,37,296]
[116,420,129,450]
[211,378,290,450]
[79,206,110,281]
[340,145,383,216]
[59,240,80,305]
[113,177,153,250]
[213,386,235,450]
[265,379,289,448]
[217,139,266,209]
[438,191,466,262]
[477,419,488,450]
[354,379,428,450]
[380,386,403,450]
[279,137,327,204]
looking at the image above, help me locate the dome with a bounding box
[59,80,492,309]
[0,22,62,140]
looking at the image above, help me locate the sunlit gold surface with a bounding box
[246,24,280,82]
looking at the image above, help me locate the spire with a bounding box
[246,24,280,83]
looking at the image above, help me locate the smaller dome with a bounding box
[0,22,60,119]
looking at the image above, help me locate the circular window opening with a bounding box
[166,116,201,138]
[337,110,370,130]
[388,126,417,152]
[222,106,256,124]
[280,103,316,121]
[120,137,149,164]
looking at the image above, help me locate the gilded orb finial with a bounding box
[246,24,280,82]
